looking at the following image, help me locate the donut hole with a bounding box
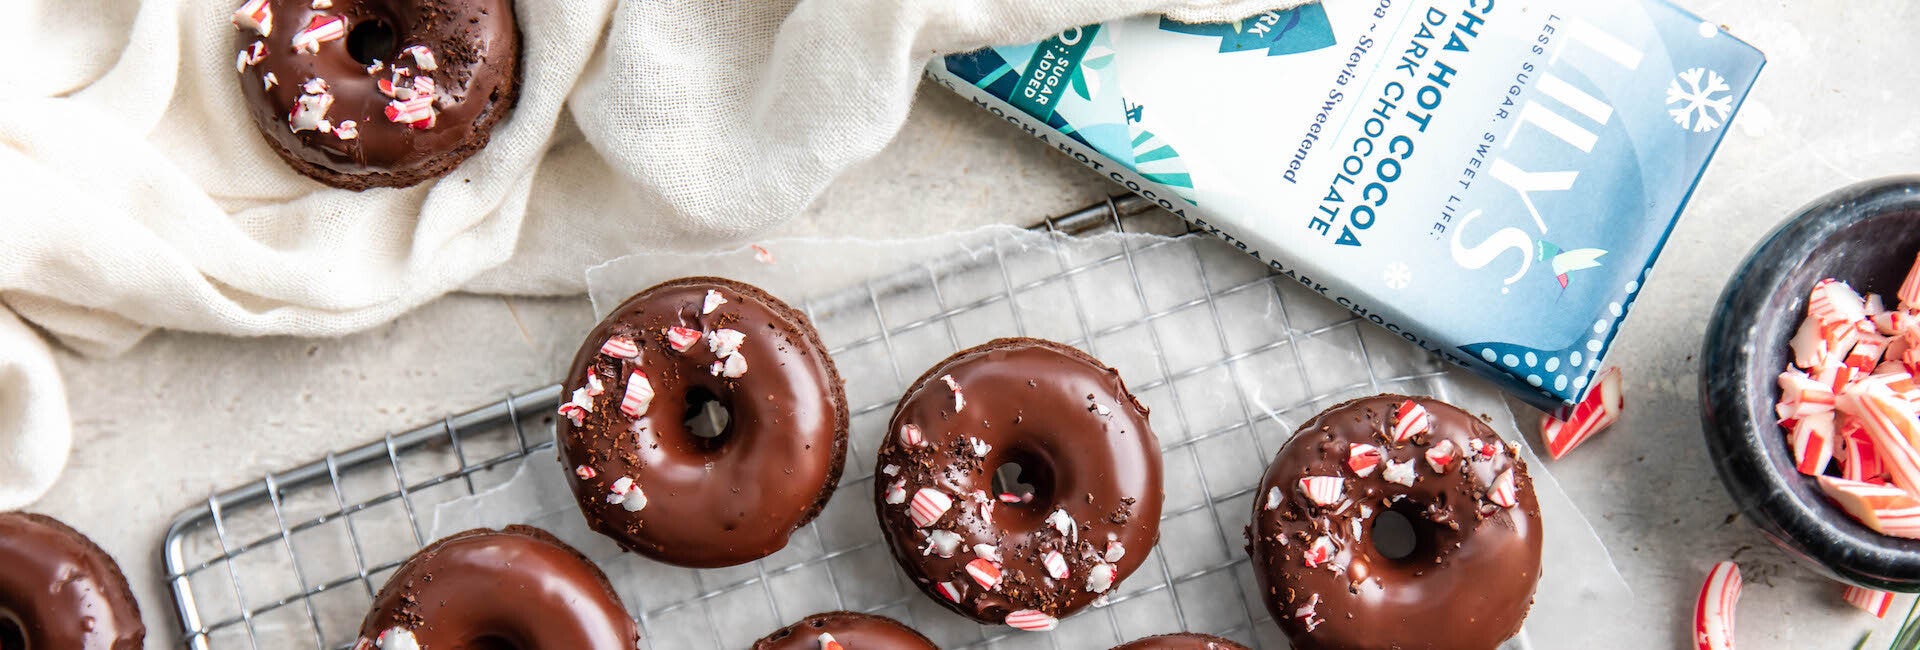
[465,637,518,650]
[1370,507,1420,560]
[0,614,22,650]
[346,19,398,66]
[682,387,733,447]
[990,452,1052,507]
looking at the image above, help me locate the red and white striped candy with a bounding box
[1776,368,1835,419]
[1540,366,1625,459]
[998,492,1023,503]
[898,423,924,447]
[1693,561,1741,650]
[1900,250,1920,309]
[231,0,272,36]
[1104,541,1125,562]
[1790,315,1828,369]
[1837,386,1920,497]
[1085,561,1115,593]
[1818,475,1920,539]
[942,374,965,413]
[816,633,842,650]
[1843,584,1894,619]
[707,328,745,357]
[1297,476,1344,507]
[1487,469,1518,509]
[574,465,596,480]
[235,41,266,72]
[884,479,906,505]
[1347,443,1382,477]
[403,45,438,71]
[584,372,605,397]
[600,335,639,359]
[1042,550,1069,579]
[1841,419,1883,483]
[1788,412,1836,476]
[291,15,347,54]
[335,120,358,140]
[1391,399,1431,442]
[1424,439,1458,472]
[385,95,435,125]
[965,557,1001,589]
[620,371,654,418]
[908,488,951,527]
[1812,279,1871,330]
[703,289,727,315]
[934,581,963,603]
[1004,610,1057,632]
[1302,536,1335,568]
[1849,333,1892,374]
[752,244,775,264]
[665,326,701,352]
[711,352,748,378]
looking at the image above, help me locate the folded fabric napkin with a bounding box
[0,0,1303,508]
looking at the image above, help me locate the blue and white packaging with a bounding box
[928,0,1764,410]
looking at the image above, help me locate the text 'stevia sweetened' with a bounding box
[928,1,1765,410]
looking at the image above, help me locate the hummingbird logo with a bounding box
[1537,241,1606,289]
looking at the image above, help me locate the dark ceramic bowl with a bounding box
[1702,176,1920,591]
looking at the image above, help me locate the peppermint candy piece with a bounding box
[1487,469,1518,508]
[1264,486,1282,510]
[263,72,278,90]
[1104,541,1125,563]
[706,328,745,358]
[605,477,647,512]
[620,371,655,418]
[908,488,952,527]
[923,530,963,558]
[898,423,924,447]
[881,463,899,476]
[384,95,436,128]
[710,352,748,378]
[665,326,702,352]
[584,372,605,397]
[1542,365,1625,459]
[941,374,965,413]
[883,479,907,505]
[972,543,1000,563]
[1042,549,1069,580]
[1424,439,1458,472]
[1818,475,1920,538]
[600,335,640,359]
[557,386,593,426]
[1693,561,1741,650]
[965,557,1001,589]
[335,120,358,140]
[752,244,775,264]
[375,627,420,650]
[403,45,438,71]
[1004,610,1057,632]
[1297,476,1344,507]
[1085,562,1116,593]
[1347,443,1383,477]
[573,465,596,480]
[1302,536,1335,568]
[231,0,272,36]
[1844,584,1894,619]
[1046,509,1077,541]
[1391,399,1431,443]
[291,15,347,54]
[235,41,266,72]
[289,83,335,133]
[934,581,963,603]
[968,437,990,457]
[702,290,727,315]
[1382,458,1417,487]
[1294,593,1324,633]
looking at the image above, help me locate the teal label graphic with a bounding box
[1009,25,1101,121]
[1158,5,1336,56]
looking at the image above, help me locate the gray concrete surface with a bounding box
[24,1,1920,647]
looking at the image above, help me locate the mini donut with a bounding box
[227,0,520,189]
[875,337,1163,630]
[0,512,144,649]
[353,525,637,649]
[558,277,848,568]
[1112,633,1250,650]
[1246,395,1543,649]
[752,612,936,650]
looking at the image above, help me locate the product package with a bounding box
[928,0,1764,410]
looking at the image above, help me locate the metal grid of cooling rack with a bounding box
[162,193,1467,650]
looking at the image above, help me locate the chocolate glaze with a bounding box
[0,512,144,650]
[559,277,848,568]
[354,525,636,649]
[1247,395,1542,650]
[752,612,936,650]
[876,338,1163,626]
[1111,633,1250,650]
[232,0,519,188]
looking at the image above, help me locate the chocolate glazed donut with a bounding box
[558,277,848,568]
[228,0,520,189]
[0,512,144,650]
[1247,395,1543,650]
[876,338,1163,630]
[752,612,936,650]
[352,526,637,649]
[1111,633,1250,650]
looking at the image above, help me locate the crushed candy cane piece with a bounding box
[1382,458,1417,487]
[1391,399,1431,442]
[375,627,419,650]
[1541,365,1625,459]
[706,328,745,357]
[909,488,952,527]
[600,335,640,359]
[334,120,358,140]
[1424,439,1458,472]
[620,371,654,417]
[1264,486,1282,510]
[884,479,907,505]
[1004,610,1056,632]
[235,41,266,72]
[703,290,727,314]
[403,45,437,71]
[665,326,701,352]
[752,244,775,264]
[1788,412,1836,476]
[968,437,990,457]
[585,372,605,397]
[1086,562,1115,593]
[1842,421,1883,483]
[1843,584,1894,619]
[1487,469,1518,508]
[817,633,843,650]
[711,352,748,378]
[1900,251,1920,308]
[923,530,963,558]
[291,15,347,54]
[1837,385,1920,497]
[1104,541,1125,562]
[288,83,334,133]
[605,476,647,512]
[384,95,436,127]
[942,374,965,413]
[881,463,899,476]
[1347,444,1382,477]
[574,465,596,480]
[934,581,963,602]
[1294,593,1324,633]
[262,72,278,90]
[1047,509,1077,541]
[231,0,273,36]
[1693,561,1741,650]
[557,387,594,426]
[1298,476,1344,507]
[972,543,1000,562]
[965,557,1002,589]
[898,423,924,447]
[1302,536,1336,568]
[1817,476,1920,539]
[1042,549,1069,579]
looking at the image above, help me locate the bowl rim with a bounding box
[1701,175,1920,592]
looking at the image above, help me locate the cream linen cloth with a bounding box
[0,0,1303,508]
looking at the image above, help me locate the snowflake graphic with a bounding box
[1666,67,1733,133]
[1384,263,1412,290]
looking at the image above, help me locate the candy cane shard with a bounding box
[1817,476,1920,539]
[1693,561,1741,650]
[1841,420,1884,483]
[1899,250,1920,309]
[1298,476,1344,507]
[600,335,640,359]
[1842,584,1894,619]
[965,557,1002,589]
[1787,412,1835,476]
[1776,368,1835,419]
[290,15,347,54]
[231,0,272,36]
[1391,399,1430,442]
[1837,386,1920,497]
[664,326,701,352]
[1346,443,1382,477]
[908,488,952,527]
[1541,366,1625,459]
[1004,610,1057,632]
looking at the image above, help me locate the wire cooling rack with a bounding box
[162,194,1473,650]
